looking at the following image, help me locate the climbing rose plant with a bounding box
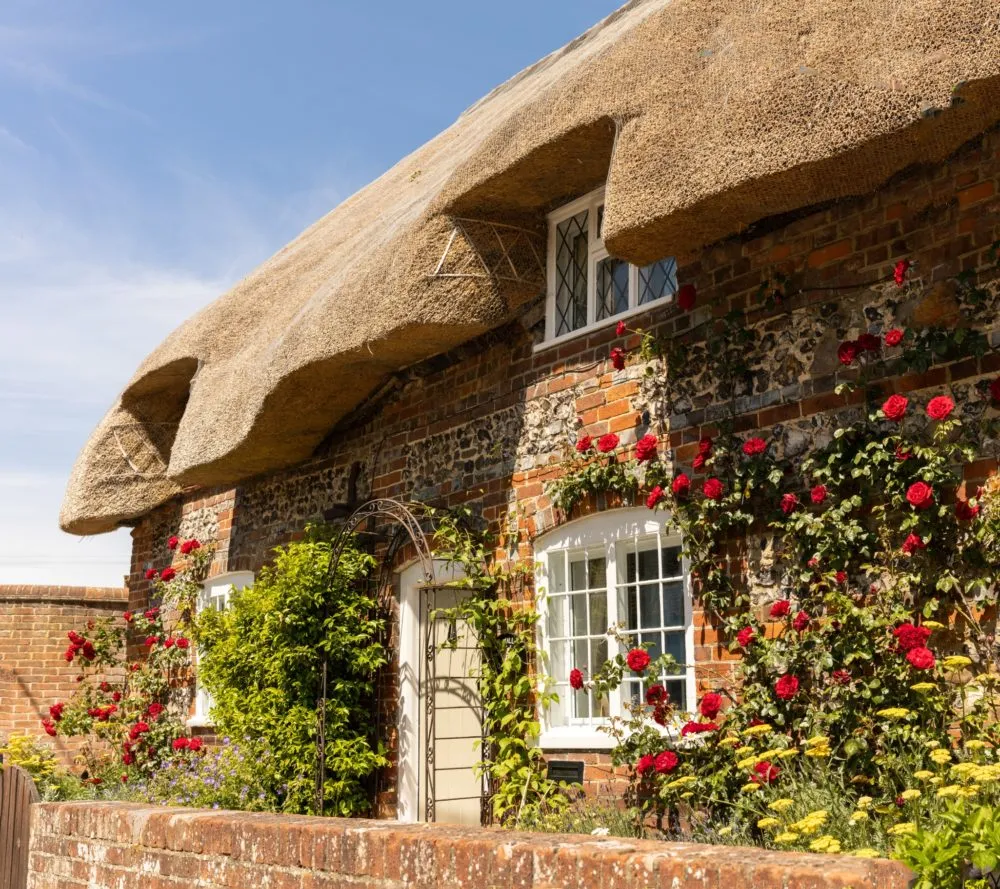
[42,536,211,786]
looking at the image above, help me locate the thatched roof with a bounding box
[62,0,1000,535]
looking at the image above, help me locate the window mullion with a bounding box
[606,540,621,719]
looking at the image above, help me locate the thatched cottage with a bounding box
[59,0,1000,824]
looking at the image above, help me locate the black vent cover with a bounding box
[546,760,585,784]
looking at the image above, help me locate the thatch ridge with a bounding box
[61,0,1000,535]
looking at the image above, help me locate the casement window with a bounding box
[536,509,695,749]
[542,187,678,347]
[189,571,254,726]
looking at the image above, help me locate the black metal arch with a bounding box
[315,498,435,814]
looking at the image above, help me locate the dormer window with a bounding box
[542,187,677,347]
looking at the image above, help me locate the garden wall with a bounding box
[0,585,127,759]
[27,801,913,889]
[124,126,1000,810]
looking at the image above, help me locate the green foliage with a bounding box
[0,734,93,801]
[195,526,388,816]
[431,509,569,826]
[548,448,639,516]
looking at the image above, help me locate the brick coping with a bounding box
[30,802,914,889]
[0,584,127,605]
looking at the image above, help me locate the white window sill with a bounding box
[186,715,214,729]
[534,298,673,354]
[539,728,617,751]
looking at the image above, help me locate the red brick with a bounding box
[957,179,995,208]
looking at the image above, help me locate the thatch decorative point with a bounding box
[61,0,1000,535]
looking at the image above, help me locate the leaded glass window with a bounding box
[554,210,589,336]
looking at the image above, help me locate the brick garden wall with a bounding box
[125,128,1000,812]
[27,801,913,889]
[0,585,128,761]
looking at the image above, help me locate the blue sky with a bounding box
[0,1,619,586]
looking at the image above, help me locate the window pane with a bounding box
[570,593,589,637]
[639,583,661,628]
[662,581,685,626]
[638,257,678,305]
[555,210,589,336]
[591,637,609,672]
[588,592,607,637]
[570,557,586,591]
[662,546,682,578]
[637,549,659,582]
[663,632,686,672]
[546,595,567,639]
[587,557,605,589]
[550,640,570,676]
[626,551,637,584]
[596,256,629,320]
[548,554,566,593]
[640,632,662,661]
[664,679,685,711]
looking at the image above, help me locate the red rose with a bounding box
[160,567,176,582]
[49,703,65,721]
[123,611,133,622]
[906,647,935,670]
[610,347,626,371]
[893,259,910,287]
[736,626,755,648]
[991,378,1000,404]
[837,340,859,365]
[753,761,780,784]
[697,437,713,455]
[906,482,934,510]
[635,434,658,462]
[144,608,159,619]
[885,328,904,347]
[645,684,668,705]
[882,394,908,422]
[699,692,722,719]
[692,453,707,470]
[180,539,201,555]
[122,753,135,766]
[575,435,592,453]
[615,320,627,336]
[769,600,791,619]
[64,648,74,663]
[926,395,955,421]
[597,433,619,453]
[645,485,665,510]
[835,570,847,585]
[121,774,129,783]
[112,692,121,703]
[654,750,679,773]
[774,674,799,701]
[144,568,157,581]
[128,722,150,740]
[792,611,810,632]
[164,637,175,648]
[626,648,651,673]
[893,623,931,652]
[832,669,852,685]
[676,283,696,311]
[671,473,691,498]
[68,630,84,646]
[172,738,190,751]
[176,637,190,650]
[99,681,111,692]
[681,720,719,737]
[146,702,165,719]
[857,333,881,353]
[956,499,980,521]
[895,445,912,461]
[144,636,158,647]
[636,754,655,776]
[188,737,203,752]
[167,535,179,550]
[81,642,96,661]
[742,437,767,457]
[703,478,724,501]
[780,493,799,515]
[569,668,584,690]
[42,719,57,737]
[810,485,827,504]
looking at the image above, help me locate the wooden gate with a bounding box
[0,766,39,889]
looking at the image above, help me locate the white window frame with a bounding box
[188,570,255,727]
[539,187,677,350]
[535,508,695,750]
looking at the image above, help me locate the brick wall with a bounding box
[0,585,128,760]
[124,127,1000,811]
[27,802,913,889]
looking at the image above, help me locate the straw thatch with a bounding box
[61,0,1000,535]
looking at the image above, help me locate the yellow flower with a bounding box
[925,740,941,749]
[717,826,733,837]
[922,620,946,630]
[737,756,758,769]
[942,656,972,670]
[849,811,869,823]
[804,745,831,758]
[852,849,880,859]
[914,770,934,781]
[851,775,873,784]
[804,735,829,748]
[741,782,762,793]
[757,817,782,830]
[665,776,697,789]
[936,784,963,798]
[776,748,800,759]
[856,796,873,810]
[930,749,952,765]
[680,792,694,799]
[876,707,911,720]
[910,682,936,693]
[899,789,921,801]
[774,832,799,844]
[790,810,829,835]
[734,746,755,757]
[965,740,988,751]
[717,736,742,748]
[742,723,774,738]
[809,836,841,854]
[888,822,917,836]
[768,798,795,813]
[930,776,944,786]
